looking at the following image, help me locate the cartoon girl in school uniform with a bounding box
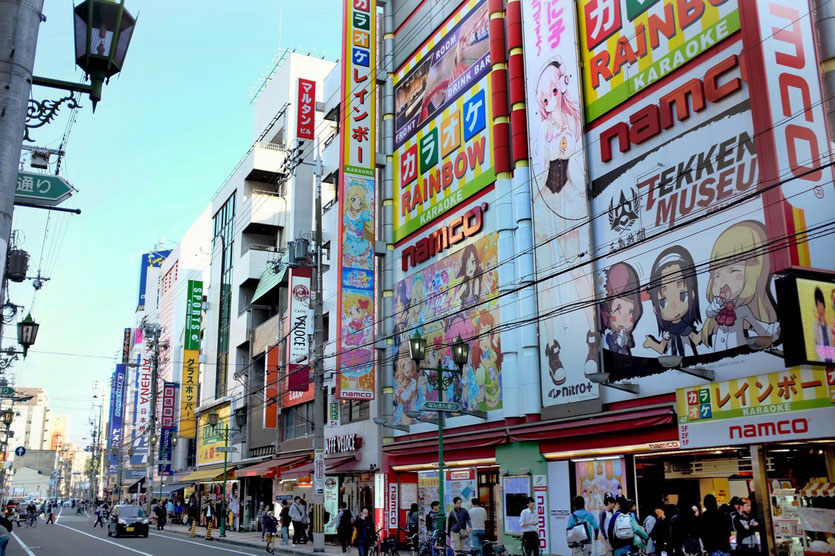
[701,221,779,351]
[343,181,374,269]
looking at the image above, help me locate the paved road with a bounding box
[7,509,268,555]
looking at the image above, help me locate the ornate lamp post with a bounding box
[209,409,245,538]
[408,332,469,544]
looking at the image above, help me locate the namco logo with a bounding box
[401,203,488,271]
[729,418,808,439]
[293,284,310,303]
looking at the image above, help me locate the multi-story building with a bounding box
[8,387,51,453]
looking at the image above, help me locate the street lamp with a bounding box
[1,409,15,427]
[408,332,469,541]
[17,314,39,358]
[208,410,239,538]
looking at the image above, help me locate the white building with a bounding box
[8,387,51,453]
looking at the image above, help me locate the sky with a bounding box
[10,0,342,446]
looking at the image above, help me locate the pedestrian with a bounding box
[447,496,472,553]
[280,500,292,546]
[426,501,440,535]
[166,498,174,522]
[519,496,540,556]
[669,500,700,556]
[45,501,54,525]
[607,496,648,556]
[230,494,240,532]
[598,496,616,556]
[263,510,278,554]
[0,510,13,556]
[567,495,599,556]
[700,494,731,556]
[354,508,374,556]
[337,502,355,553]
[731,498,758,556]
[257,502,266,541]
[646,504,669,556]
[290,496,307,546]
[407,503,421,554]
[154,499,167,531]
[308,502,315,543]
[93,502,105,528]
[469,499,487,556]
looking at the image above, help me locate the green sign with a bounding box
[185,280,203,351]
[421,400,461,412]
[0,387,15,398]
[626,0,660,21]
[15,172,74,206]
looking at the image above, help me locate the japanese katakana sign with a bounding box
[676,368,835,448]
[15,171,75,207]
[161,382,177,429]
[296,78,316,140]
[336,0,377,400]
[179,349,199,438]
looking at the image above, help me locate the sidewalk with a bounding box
[164,523,350,555]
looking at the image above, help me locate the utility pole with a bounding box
[312,139,325,553]
[0,0,44,331]
[142,321,161,516]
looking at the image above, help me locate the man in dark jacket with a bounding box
[447,497,472,552]
[699,494,731,556]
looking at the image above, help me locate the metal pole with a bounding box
[220,424,228,537]
[437,372,446,545]
[144,323,160,516]
[0,0,44,335]
[312,138,325,553]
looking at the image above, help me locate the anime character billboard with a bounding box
[392,233,502,425]
[521,0,599,406]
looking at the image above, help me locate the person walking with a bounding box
[93,501,106,528]
[280,500,292,546]
[307,501,315,544]
[447,496,472,553]
[700,494,731,556]
[597,496,616,556]
[337,502,355,553]
[406,503,420,554]
[229,494,240,532]
[0,511,13,556]
[669,501,700,556]
[354,508,374,556]
[646,504,669,556]
[45,501,55,525]
[607,496,648,556]
[731,498,758,556]
[290,496,307,546]
[520,497,540,556]
[263,510,278,554]
[426,501,440,535]
[469,499,487,556]
[154,499,167,531]
[567,495,599,556]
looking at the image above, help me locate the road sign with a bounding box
[421,401,461,412]
[14,447,25,458]
[0,387,14,398]
[215,447,238,453]
[15,171,75,207]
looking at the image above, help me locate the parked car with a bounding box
[107,504,149,538]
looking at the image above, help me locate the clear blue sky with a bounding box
[10,0,341,445]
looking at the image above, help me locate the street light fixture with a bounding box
[408,332,469,542]
[17,314,39,358]
[207,410,238,538]
[1,409,14,427]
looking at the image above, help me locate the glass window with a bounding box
[339,400,369,423]
[213,193,236,399]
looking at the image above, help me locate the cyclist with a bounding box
[25,502,36,526]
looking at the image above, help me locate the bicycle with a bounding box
[482,540,506,556]
[26,513,37,528]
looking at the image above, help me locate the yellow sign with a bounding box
[577,0,740,121]
[179,349,199,438]
[196,404,230,465]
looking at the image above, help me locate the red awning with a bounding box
[236,455,309,479]
[280,455,358,480]
[510,407,674,443]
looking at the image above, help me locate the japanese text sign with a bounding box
[197,404,230,465]
[161,382,177,430]
[179,349,199,438]
[296,78,316,140]
[185,280,203,351]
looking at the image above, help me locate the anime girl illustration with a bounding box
[444,313,476,409]
[470,310,502,410]
[455,244,484,308]
[702,221,779,351]
[408,276,426,337]
[393,343,423,424]
[643,246,702,357]
[600,262,643,356]
[343,293,373,347]
[532,57,598,375]
[392,281,410,353]
[343,180,374,269]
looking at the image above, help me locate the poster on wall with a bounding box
[576,0,740,123]
[502,475,531,535]
[324,477,339,534]
[444,469,477,513]
[521,0,599,407]
[336,0,376,400]
[575,458,626,517]
[393,232,502,425]
[393,0,494,242]
[418,471,440,532]
[197,404,230,465]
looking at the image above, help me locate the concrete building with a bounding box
[8,387,51,453]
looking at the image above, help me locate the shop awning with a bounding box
[156,483,188,497]
[801,482,835,497]
[181,466,237,483]
[280,455,358,480]
[252,260,288,304]
[236,455,309,479]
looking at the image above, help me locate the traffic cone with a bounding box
[190,520,197,538]
[206,519,213,541]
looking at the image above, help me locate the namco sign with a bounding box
[401,202,488,271]
[679,408,835,449]
[729,418,808,439]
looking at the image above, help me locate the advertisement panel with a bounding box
[185,280,203,351]
[393,0,493,242]
[393,231,502,425]
[775,274,835,366]
[296,78,316,140]
[107,365,127,475]
[137,250,170,309]
[264,345,279,428]
[532,475,550,554]
[161,382,176,429]
[676,368,835,448]
[743,0,835,272]
[577,0,740,122]
[283,270,314,408]
[444,469,476,514]
[121,328,132,363]
[501,476,531,535]
[158,427,174,476]
[521,0,599,407]
[136,345,153,434]
[179,349,199,438]
[197,404,230,465]
[324,477,339,534]
[131,353,148,465]
[336,0,376,400]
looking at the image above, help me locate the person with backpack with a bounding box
[598,496,616,556]
[608,496,649,556]
[279,500,292,546]
[337,502,355,553]
[406,503,420,554]
[669,501,700,556]
[566,495,599,556]
[700,494,731,556]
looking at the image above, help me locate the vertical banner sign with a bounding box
[533,475,550,554]
[121,328,132,364]
[314,448,325,495]
[283,268,315,407]
[131,352,148,464]
[296,78,316,140]
[521,0,599,407]
[264,345,279,428]
[336,0,376,400]
[137,347,153,434]
[387,482,399,531]
[107,369,116,472]
[374,473,387,533]
[161,382,176,429]
[328,388,341,427]
[158,427,174,476]
[180,280,203,438]
[108,365,127,475]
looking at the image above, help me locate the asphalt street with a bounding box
[7,509,270,556]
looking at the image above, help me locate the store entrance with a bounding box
[478,468,499,541]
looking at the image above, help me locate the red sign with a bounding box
[264,345,279,429]
[296,78,316,140]
[161,382,177,429]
